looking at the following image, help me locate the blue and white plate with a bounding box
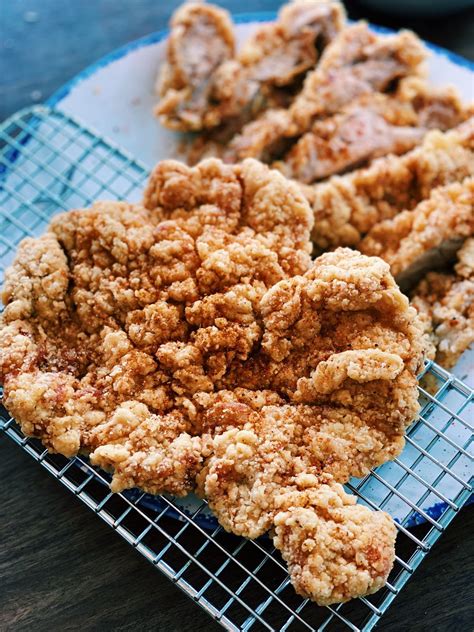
[43,13,473,529]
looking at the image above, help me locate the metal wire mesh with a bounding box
[0,105,472,632]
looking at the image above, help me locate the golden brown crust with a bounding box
[308,121,474,249]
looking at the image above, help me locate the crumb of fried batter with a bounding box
[360,177,474,289]
[307,120,474,249]
[411,238,474,369]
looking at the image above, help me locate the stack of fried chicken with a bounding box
[0,0,472,609]
[157,0,474,371]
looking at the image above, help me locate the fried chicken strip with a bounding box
[360,178,474,289]
[307,119,474,249]
[411,238,474,368]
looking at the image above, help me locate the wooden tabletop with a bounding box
[1,2,473,631]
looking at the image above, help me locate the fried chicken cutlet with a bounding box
[0,159,425,605]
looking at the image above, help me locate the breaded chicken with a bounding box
[411,238,474,368]
[360,178,474,289]
[307,120,474,249]
[156,1,344,132]
[0,160,425,605]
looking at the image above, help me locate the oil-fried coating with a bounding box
[0,158,312,495]
[360,178,474,289]
[307,120,474,249]
[411,238,474,368]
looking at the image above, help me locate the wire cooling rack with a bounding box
[0,105,473,632]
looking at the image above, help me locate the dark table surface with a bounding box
[0,2,473,631]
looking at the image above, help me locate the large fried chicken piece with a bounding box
[411,238,474,369]
[0,160,425,605]
[156,1,345,132]
[360,178,474,289]
[307,119,474,249]
[0,159,312,496]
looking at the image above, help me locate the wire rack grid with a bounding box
[0,105,473,632]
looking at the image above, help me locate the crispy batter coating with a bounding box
[273,482,397,605]
[0,159,312,495]
[360,178,474,289]
[411,238,474,368]
[307,120,474,249]
[1,160,426,605]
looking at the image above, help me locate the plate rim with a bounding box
[47,10,474,108]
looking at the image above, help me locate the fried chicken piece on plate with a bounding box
[238,0,345,88]
[360,178,474,290]
[0,158,312,496]
[278,79,471,183]
[156,1,344,132]
[224,22,426,163]
[197,249,424,603]
[155,3,248,131]
[306,119,474,249]
[411,238,474,369]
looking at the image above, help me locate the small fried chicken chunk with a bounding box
[411,238,474,368]
[155,3,241,130]
[360,178,474,289]
[0,158,312,496]
[307,119,474,249]
[273,482,396,605]
[290,21,426,130]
